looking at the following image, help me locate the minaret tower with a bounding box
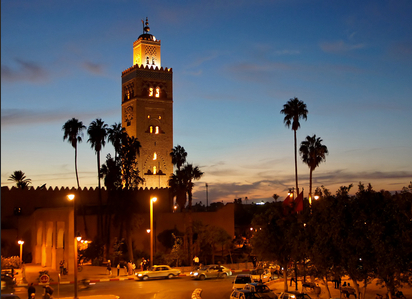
[121,18,173,188]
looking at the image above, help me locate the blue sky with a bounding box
[2,0,412,204]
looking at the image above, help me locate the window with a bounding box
[152,57,155,65]
[146,56,150,64]
[149,87,153,97]
[155,126,159,134]
[153,166,157,175]
[149,126,153,133]
[155,87,160,98]
[153,152,157,160]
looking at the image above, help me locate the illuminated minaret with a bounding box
[121,18,173,188]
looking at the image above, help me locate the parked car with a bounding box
[278,291,312,299]
[230,289,277,299]
[251,269,272,282]
[190,264,232,280]
[135,265,181,281]
[1,273,16,292]
[232,274,252,290]
[243,283,277,298]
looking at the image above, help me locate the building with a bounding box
[121,18,173,189]
[1,20,234,270]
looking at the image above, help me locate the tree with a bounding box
[62,118,88,237]
[280,97,308,195]
[180,164,204,211]
[119,134,142,189]
[299,134,328,203]
[62,118,86,189]
[170,145,187,171]
[8,170,31,189]
[107,123,126,162]
[101,131,144,262]
[87,118,108,239]
[169,145,188,211]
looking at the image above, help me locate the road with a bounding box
[11,275,235,299]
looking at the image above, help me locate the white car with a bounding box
[190,264,232,280]
[135,265,181,281]
[232,274,252,290]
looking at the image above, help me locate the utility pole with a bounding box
[205,183,208,211]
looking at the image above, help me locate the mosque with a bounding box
[1,18,234,271]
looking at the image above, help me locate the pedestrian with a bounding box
[117,263,120,276]
[28,282,36,299]
[252,256,257,268]
[290,276,294,287]
[140,257,145,271]
[59,260,64,275]
[337,276,342,289]
[193,256,199,267]
[132,262,136,274]
[107,260,112,276]
[145,259,150,270]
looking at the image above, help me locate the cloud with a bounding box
[1,59,49,83]
[274,50,300,55]
[320,40,366,53]
[1,108,118,128]
[191,169,412,204]
[81,61,105,75]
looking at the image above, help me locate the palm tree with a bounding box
[299,134,328,204]
[280,97,308,195]
[169,145,188,211]
[107,123,126,162]
[8,170,31,189]
[180,164,204,210]
[62,117,88,237]
[170,145,187,171]
[119,135,142,189]
[87,118,108,239]
[62,118,86,189]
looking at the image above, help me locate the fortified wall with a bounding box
[1,186,234,270]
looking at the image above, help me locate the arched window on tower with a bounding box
[152,57,155,65]
[153,166,157,175]
[155,126,159,134]
[155,87,160,98]
[146,56,150,65]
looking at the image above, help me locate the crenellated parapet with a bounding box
[1,186,173,219]
[122,63,172,76]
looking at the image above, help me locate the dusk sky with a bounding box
[2,0,412,204]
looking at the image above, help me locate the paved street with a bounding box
[5,264,412,299]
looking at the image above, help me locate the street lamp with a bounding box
[18,240,24,266]
[68,193,79,299]
[150,197,157,267]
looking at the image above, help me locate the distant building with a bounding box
[121,17,173,189]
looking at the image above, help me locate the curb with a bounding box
[17,273,192,287]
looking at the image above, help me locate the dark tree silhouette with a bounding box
[299,134,328,203]
[8,170,31,189]
[280,97,308,195]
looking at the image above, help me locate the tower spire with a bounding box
[144,17,150,34]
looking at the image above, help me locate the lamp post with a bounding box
[150,197,157,267]
[18,240,24,266]
[68,194,79,299]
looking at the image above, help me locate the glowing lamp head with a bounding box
[146,229,151,233]
[151,197,157,203]
[18,240,24,245]
[68,194,75,201]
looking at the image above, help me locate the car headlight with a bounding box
[194,272,199,276]
[190,272,193,275]
[138,273,143,277]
